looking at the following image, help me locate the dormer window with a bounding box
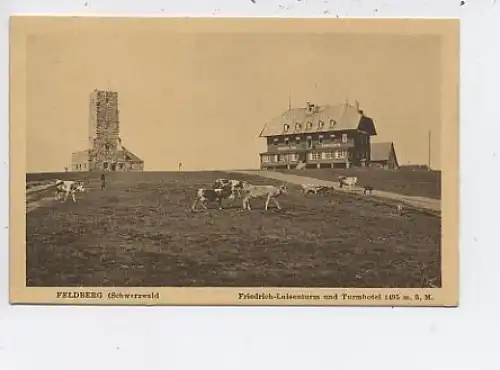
[306,121,313,130]
[284,124,290,132]
[295,123,302,130]
[329,119,337,128]
[318,120,325,129]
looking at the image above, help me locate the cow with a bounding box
[241,184,288,211]
[338,175,346,187]
[301,184,318,194]
[363,185,374,195]
[339,176,358,189]
[54,180,86,203]
[316,186,335,196]
[213,178,250,199]
[301,184,326,196]
[296,161,306,170]
[191,187,233,211]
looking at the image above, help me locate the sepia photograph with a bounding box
[10,17,459,306]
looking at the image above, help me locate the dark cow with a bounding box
[213,178,250,199]
[363,185,374,195]
[191,187,233,211]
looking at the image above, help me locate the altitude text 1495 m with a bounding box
[384,294,433,301]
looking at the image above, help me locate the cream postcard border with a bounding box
[9,17,459,306]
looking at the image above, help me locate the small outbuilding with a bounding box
[370,142,399,170]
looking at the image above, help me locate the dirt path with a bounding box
[26,183,59,214]
[230,170,441,214]
[26,197,56,213]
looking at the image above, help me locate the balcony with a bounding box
[266,140,354,153]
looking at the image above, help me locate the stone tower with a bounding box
[88,89,123,171]
[71,89,144,172]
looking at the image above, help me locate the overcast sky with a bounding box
[26,25,442,172]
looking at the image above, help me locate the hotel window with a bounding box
[306,136,313,149]
[290,153,298,161]
[273,137,279,144]
[318,120,325,129]
[318,135,324,146]
[296,136,301,143]
[284,137,289,145]
[306,121,313,130]
[341,134,348,143]
[284,124,290,132]
[310,152,321,161]
[262,155,270,163]
[322,152,335,160]
[330,119,336,128]
[335,150,347,159]
[295,123,302,130]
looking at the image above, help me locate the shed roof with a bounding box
[122,147,143,163]
[370,142,395,161]
[258,102,377,137]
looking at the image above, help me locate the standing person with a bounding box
[100,173,106,190]
[178,162,182,171]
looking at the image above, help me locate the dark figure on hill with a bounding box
[100,173,106,190]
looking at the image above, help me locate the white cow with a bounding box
[54,180,86,203]
[300,184,323,195]
[339,176,358,190]
[241,184,288,211]
[301,184,334,196]
[213,178,251,199]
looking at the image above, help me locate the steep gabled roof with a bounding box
[122,146,143,163]
[258,103,377,137]
[371,142,396,162]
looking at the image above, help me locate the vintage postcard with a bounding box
[10,16,459,306]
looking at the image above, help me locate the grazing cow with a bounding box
[191,187,233,211]
[301,184,322,195]
[296,161,306,170]
[54,180,86,203]
[213,178,250,199]
[301,184,332,196]
[363,185,374,195]
[339,176,358,189]
[317,186,335,196]
[241,184,288,211]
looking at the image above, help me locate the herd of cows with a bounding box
[47,175,386,213]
